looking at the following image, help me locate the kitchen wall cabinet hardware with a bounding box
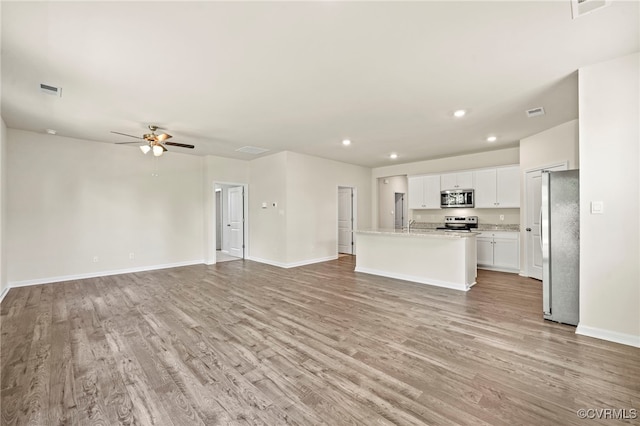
[474,166,520,208]
[408,175,441,209]
[440,171,474,190]
[476,231,519,273]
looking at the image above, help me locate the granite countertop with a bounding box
[355,228,478,239]
[476,224,520,232]
[410,222,520,232]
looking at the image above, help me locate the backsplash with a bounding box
[410,208,520,226]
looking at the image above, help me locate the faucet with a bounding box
[408,219,416,232]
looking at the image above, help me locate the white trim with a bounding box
[478,265,520,274]
[576,324,640,348]
[354,266,475,292]
[247,255,337,269]
[8,259,205,288]
[0,286,10,304]
[211,181,249,265]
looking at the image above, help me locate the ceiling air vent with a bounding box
[40,83,62,97]
[526,107,545,118]
[236,146,269,155]
[571,0,611,19]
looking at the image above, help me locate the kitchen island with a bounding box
[354,229,477,291]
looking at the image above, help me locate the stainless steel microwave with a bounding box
[440,189,474,208]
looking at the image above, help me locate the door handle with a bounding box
[227,224,231,227]
[526,228,531,231]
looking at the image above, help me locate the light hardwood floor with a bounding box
[1,257,639,425]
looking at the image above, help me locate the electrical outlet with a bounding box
[93,256,99,263]
[129,252,135,260]
[499,215,505,221]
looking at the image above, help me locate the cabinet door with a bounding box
[440,173,458,190]
[496,166,520,207]
[457,171,474,189]
[493,237,520,270]
[476,237,494,266]
[423,175,441,209]
[408,176,425,209]
[474,169,497,208]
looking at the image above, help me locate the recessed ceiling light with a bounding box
[389,153,398,159]
[45,129,57,135]
[453,109,466,118]
[342,139,351,146]
[487,136,497,142]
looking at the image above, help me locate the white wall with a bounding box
[248,152,288,264]
[0,118,8,299]
[519,119,579,272]
[371,148,520,226]
[377,175,408,229]
[519,120,579,172]
[285,151,372,265]
[6,129,205,285]
[411,208,520,225]
[203,155,249,263]
[577,53,640,347]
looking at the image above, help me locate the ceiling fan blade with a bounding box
[157,133,172,142]
[165,142,195,149]
[111,131,144,140]
[160,143,168,152]
[115,141,141,145]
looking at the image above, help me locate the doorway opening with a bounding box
[214,183,246,263]
[394,192,405,230]
[338,186,356,255]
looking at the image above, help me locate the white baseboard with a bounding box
[576,324,640,348]
[7,259,205,289]
[478,265,520,274]
[354,266,473,292]
[247,255,338,269]
[0,286,10,304]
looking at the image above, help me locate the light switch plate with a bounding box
[591,201,604,214]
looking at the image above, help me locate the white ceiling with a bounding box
[2,1,638,168]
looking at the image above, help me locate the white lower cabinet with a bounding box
[476,231,519,273]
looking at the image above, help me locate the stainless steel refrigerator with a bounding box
[541,169,579,325]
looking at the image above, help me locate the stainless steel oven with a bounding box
[440,189,474,208]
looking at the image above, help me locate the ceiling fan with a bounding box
[112,125,195,156]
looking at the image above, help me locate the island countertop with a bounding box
[355,228,478,238]
[354,228,477,291]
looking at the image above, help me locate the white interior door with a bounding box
[525,164,566,279]
[228,186,244,258]
[338,187,353,254]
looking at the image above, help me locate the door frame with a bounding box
[522,161,568,278]
[212,181,248,264]
[337,185,357,255]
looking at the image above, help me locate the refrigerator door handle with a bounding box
[539,206,543,251]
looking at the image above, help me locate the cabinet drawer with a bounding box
[477,231,518,240]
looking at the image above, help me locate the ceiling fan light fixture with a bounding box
[140,145,151,154]
[152,145,164,157]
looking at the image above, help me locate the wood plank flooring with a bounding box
[1,256,639,425]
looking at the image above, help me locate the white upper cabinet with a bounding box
[440,171,474,190]
[474,166,520,208]
[496,166,520,207]
[408,175,441,209]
